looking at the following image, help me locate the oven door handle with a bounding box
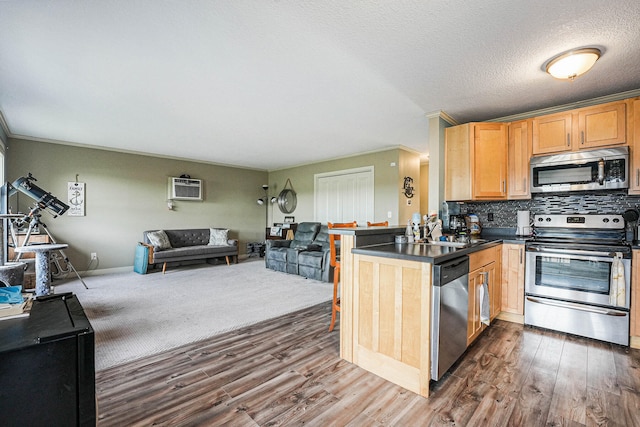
[527,246,618,258]
[526,296,628,316]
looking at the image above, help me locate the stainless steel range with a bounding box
[524,214,631,346]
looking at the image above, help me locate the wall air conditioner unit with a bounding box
[168,177,203,201]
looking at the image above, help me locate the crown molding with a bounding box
[489,88,640,122]
[0,110,10,139]
[425,110,458,126]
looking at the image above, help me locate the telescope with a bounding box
[8,173,69,217]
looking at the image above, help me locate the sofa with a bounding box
[141,228,238,273]
[265,222,333,282]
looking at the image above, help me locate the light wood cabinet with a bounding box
[445,122,508,201]
[467,246,501,346]
[352,254,432,397]
[629,99,640,194]
[491,245,502,320]
[631,250,640,347]
[578,101,626,149]
[445,123,472,201]
[532,100,627,155]
[507,120,531,199]
[500,243,525,317]
[532,112,572,155]
[467,266,484,345]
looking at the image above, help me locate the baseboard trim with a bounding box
[79,266,132,276]
[496,311,524,324]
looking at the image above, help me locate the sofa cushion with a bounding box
[152,245,234,261]
[267,249,288,263]
[209,228,229,246]
[298,251,324,268]
[165,229,210,247]
[147,230,172,251]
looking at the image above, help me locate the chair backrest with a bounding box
[311,225,331,250]
[327,221,358,268]
[290,222,321,249]
[367,221,389,227]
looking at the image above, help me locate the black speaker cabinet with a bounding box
[0,293,96,426]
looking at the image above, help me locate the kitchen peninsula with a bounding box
[330,225,502,398]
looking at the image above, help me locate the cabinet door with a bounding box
[491,245,502,319]
[444,123,472,201]
[467,267,483,346]
[507,120,531,199]
[577,101,626,149]
[501,243,525,315]
[472,123,508,199]
[632,250,640,338]
[629,99,640,194]
[532,112,572,155]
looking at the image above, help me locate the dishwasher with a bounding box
[430,255,469,381]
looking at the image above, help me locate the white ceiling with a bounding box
[1,1,639,171]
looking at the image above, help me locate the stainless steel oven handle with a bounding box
[526,246,616,258]
[526,296,627,316]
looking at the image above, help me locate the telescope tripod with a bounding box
[10,208,88,290]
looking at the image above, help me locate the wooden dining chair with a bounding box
[327,221,358,332]
[367,221,389,227]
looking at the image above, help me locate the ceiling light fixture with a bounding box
[545,47,601,81]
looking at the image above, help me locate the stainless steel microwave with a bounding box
[530,146,628,193]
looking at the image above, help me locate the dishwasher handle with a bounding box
[435,256,469,285]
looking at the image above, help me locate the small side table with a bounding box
[15,244,69,296]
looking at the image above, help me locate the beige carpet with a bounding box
[55,259,333,371]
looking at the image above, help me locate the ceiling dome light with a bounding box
[545,48,601,81]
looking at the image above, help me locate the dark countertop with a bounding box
[351,239,502,264]
[350,230,530,265]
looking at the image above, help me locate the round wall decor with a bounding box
[277,178,297,213]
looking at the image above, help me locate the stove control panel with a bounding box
[534,214,625,229]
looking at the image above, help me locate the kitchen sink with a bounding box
[423,241,468,248]
[421,239,488,248]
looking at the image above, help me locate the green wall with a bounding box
[7,138,268,272]
[268,149,417,226]
[6,140,419,271]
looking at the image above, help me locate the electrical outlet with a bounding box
[487,213,494,222]
[91,252,97,260]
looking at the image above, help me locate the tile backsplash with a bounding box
[460,191,640,228]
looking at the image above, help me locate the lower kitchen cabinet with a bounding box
[500,243,526,320]
[632,250,640,347]
[467,246,501,346]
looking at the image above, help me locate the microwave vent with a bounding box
[169,177,203,201]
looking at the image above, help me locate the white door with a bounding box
[315,167,374,225]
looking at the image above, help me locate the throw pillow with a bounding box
[147,230,171,251]
[209,228,229,246]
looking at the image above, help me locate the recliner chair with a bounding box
[297,225,333,282]
[265,222,321,275]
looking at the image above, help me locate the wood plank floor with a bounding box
[95,301,640,426]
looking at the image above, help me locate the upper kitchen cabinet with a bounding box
[578,101,626,149]
[629,98,640,195]
[507,120,532,199]
[531,111,572,154]
[445,122,508,201]
[532,100,627,155]
[445,123,473,201]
